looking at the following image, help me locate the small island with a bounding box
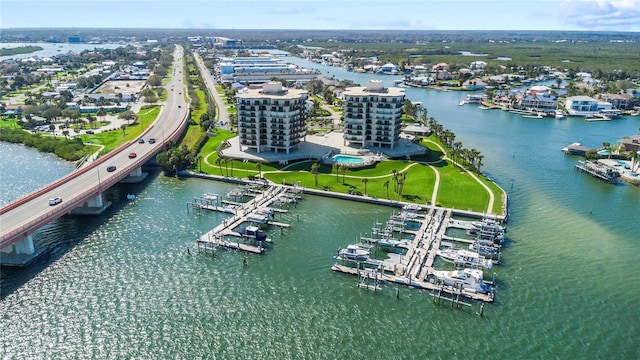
[0,45,43,57]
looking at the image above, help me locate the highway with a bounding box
[0,45,189,250]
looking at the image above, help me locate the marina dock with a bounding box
[196,185,296,254]
[332,206,496,303]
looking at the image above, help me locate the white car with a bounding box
[48,197,62,206]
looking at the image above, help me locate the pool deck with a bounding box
[219,131,427,164]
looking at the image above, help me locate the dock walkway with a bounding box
[197,185,294,254]
[332,207,494,303]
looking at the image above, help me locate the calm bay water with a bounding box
[1,58,639,358]
[0,42,123,61]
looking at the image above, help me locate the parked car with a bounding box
[107,165,117,172]
[128,152,137,159]
[48,197,62,206]
[148,138,156,144]
[138,139,145,144]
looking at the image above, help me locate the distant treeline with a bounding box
[1,28,637,45]
[0,128,88,161]
[0,45,43,56]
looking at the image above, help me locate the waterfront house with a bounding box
[565,96,612,116]
[618,135,640,153]
[599,93,633,110]
[342,80,405,149]
[462,79,487,90]
[432,63,448,71]
[379,63,399,75]
[519,93,557,112]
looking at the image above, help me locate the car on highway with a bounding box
[48,197,62,206]
[128,152,137,159]
[138,139,145,144]
[107,165,117,172]
[148,138,156,144]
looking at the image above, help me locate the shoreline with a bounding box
[181,170,508,222]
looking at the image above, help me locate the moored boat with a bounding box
[338,244,370,261]
[238,225,268,242]
[432,268,492,293]
[436,248,493,270]
[469,241,498,256]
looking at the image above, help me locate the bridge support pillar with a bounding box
[129,167,143,177]
[1,235,35,255]
[14,235,35,254]
[70,193,111,215]
[120,167,148,184]
[0,235,45,266]
[86,193,104,208]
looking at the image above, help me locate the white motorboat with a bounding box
[555,109,565,119]
[226,189,244,199]
[436,249,493,270]
[338,244,370,261]
[472,218,506,232]
[432,268,492,293]
[469,241,498,257]
[402,204,421,212]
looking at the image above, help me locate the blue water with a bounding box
[333,155,365,164]
[1,54,640,359]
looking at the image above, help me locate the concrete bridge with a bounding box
[0,46,189,265]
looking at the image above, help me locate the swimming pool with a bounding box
[333,155,365,164]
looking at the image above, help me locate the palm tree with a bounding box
[361,178,368,195]
[96,107,107,121]
[311,162,320,186]
[452,141,462,164]
[476,155,484,173]
[222,157,229,176]
[383,180,390,199]
[333,163,340,181]
[341,164,347,184]
[255,161,262,178]
[215,158,223,176]
[602,142,612,159]
[390,169,399,193]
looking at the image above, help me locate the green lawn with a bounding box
[80,106,160,154]
[435,162,489,211]
[181,88,207,149]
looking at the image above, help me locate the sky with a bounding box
[1,0,639,32]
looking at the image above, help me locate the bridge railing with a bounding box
[1,107,190,247]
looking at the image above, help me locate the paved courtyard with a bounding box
[219,131,428,164]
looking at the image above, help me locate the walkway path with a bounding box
[193,52,229,127]
[421,139,494,213]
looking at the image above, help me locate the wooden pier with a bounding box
[575,160,620,183]
[196,185,296,254]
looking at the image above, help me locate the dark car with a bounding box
[107,165,117,172]
[148,138,156,144]
[128,152,137,159]
[138,139,145,144]
[86,130,95,134]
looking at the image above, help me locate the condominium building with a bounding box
[236,82,308,154]
[342,80,405,149]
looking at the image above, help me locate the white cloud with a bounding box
[558,0,640,30]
